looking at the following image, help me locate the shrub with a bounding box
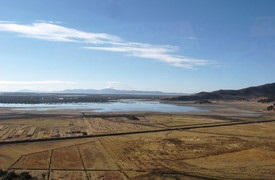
[0,169,7,177]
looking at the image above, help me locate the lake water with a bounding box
[0,99,206,113]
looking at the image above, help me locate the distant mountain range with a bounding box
[2,83,274,99]
[0,88,186,96]
[0,88,187,104]
[164,82,275,101]
[57,88,186,95]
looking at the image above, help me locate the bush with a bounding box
[3,171,17,180]
[19,171,32,180]
[258,96,275,103]
[267,105,274,111]
[0,169,7,177]
[0,170,33,180]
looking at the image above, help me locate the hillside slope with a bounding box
[165,83,275,101]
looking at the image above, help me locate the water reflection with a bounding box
[0,99,205,113]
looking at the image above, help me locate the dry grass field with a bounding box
[12,150,51,170]
[84,116,153,134]
[78,141,118,170]
[0,101,274,179]
[51,146,83,170]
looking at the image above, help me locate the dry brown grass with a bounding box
[51,146,83,170]
[78,141,118,170]
[49,170,87,180]
[0,138,94,169]
[87,171,126,180]
[185,148,275,179]
[12,150,51,170]
[1,101,275,179]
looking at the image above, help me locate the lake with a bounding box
[0,99,206,113]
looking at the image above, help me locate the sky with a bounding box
[0,0,274,93]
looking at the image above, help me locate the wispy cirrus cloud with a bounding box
[0,21,214,69]
[0,21,120,43]
[85,43,209,69]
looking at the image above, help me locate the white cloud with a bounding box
[0,21,215,69]
[85,44,210,69]
[105,81,120,89]
[0,21,119,44]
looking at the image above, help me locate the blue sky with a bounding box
[0,0,274,93]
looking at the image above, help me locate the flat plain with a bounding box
[0,101,274,179]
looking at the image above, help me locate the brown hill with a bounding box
[164,82,275,101]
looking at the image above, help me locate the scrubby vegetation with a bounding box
[258,96,275,103]
[195,99,212,104]
[127,115,139,120]
[0,170,33,180]
[258,96,275,111]
[266,104,274,111]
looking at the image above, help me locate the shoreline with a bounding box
[0,100,269,114]
[0,99,270,117]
